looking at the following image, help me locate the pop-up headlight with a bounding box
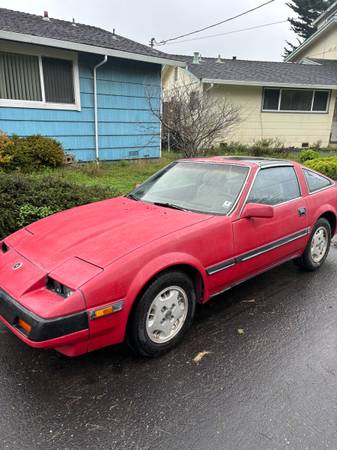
[47,277,74,298]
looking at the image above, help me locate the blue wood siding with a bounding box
[0,53,161,161]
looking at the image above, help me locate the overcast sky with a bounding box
[0,0,297,61]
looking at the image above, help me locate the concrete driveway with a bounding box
[1,244,337,450]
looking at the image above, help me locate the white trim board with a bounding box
[285,18,337,62]
[0,42,81,110]
[202,78,337,90]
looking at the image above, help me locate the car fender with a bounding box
[124,252,209,313]
[311,203,337,232]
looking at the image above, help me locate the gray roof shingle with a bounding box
[0,8,174,61]
[170,54,337,87]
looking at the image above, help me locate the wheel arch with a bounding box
[133,263,205,303]
[124,256,208,341]
[319,211,337,235]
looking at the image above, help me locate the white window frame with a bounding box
[0,41,81,111]
[262,87,330,114]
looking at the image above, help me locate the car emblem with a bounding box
[12,262,23,271]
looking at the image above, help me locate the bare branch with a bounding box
[145,82,240,158]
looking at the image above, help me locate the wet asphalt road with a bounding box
[1,245,337,450]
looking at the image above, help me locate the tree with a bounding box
[147,83,240,158]
[284,0,335,58]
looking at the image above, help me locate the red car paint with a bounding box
[0,157,336,356]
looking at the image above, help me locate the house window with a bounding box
[262,88,330,112]
[42,57,75,103]
[0,52,42,101]
[0,50,79,109]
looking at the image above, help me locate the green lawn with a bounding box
[38,152,179,195]
[36,149,337,195]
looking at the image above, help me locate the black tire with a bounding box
[294,218,331,271]
[128,271,196,357]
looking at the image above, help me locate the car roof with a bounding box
[178,155,295,168]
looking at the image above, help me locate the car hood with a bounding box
[9,197,210,271]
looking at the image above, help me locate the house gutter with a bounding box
[204,83,214,93]
[201,78,337,90]
[93,55,108,163]
[313,2,337,26]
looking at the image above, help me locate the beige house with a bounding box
[163,6,337,149]
[285,1,337,143]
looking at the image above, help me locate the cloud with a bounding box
[1,0,296,60]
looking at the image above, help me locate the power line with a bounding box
[157,0,277,45]
[163,20,287,45]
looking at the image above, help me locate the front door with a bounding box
[232,165,308,281]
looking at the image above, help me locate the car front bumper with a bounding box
[0,288,89,356]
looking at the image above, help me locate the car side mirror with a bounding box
[241,203,274,219]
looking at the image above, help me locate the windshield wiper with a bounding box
[153,202,186,211]
[126,193,139,201]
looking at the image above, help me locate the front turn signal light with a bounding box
[90,301,124,320]
[18,318,32,334]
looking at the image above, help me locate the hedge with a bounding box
[299,149,320,163]
[0,134,65,171]
[0,173,120,239]
[305,157,337,179]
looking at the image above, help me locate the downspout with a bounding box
[204,82,214,93]
[93,55,108,163]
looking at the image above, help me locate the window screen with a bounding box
[0,51,42,101]
[303,169,332,192]
[248,166,301,205]
[312,91,329,111]
[280,89,312,111]
[263,89,280,110]
[42,57,75,103]
[263,88,330,112]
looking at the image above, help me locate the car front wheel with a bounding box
[294,218,331,271]
[129,271,196,357]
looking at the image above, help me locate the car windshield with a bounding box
[128,162,249,215]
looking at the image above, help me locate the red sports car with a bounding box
[0,157,336,357]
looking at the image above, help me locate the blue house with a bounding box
[0,8,182,161]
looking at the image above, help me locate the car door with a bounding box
[232,164,309,281]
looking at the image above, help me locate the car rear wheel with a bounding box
[128,271,196,357]
[294,218,331,271]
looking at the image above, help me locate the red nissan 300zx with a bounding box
[0,156,336,357]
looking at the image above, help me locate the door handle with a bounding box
[298,207,307,217]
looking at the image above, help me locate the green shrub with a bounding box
[216,138,285,158]
[17,204,59,228]
[250,138,284,157]
[1,135,65,171]
[217,141,250,155]
[305,157,337,179]
[0,132,14,167]
[0,173,120,239]
[299,149,320,163]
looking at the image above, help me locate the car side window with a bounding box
[303,169,332,193]
[248,166,301,206]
